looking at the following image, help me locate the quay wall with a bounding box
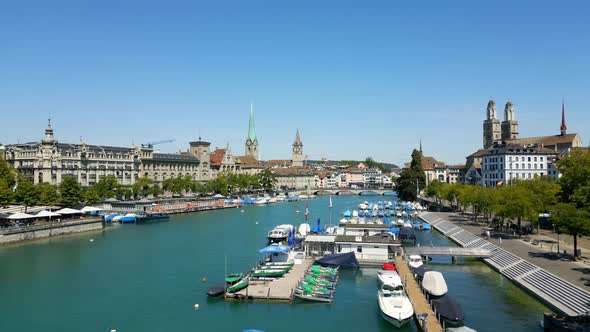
[0,219,104,245]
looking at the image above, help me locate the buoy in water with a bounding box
[89,239,94,242]
[111,329,117,332]
[241,210,245,212]
[295,210,300,213]
[194,304,200,310]
[201,277,207,283]
[255,222,259,225]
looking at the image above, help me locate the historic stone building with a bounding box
[501,100,519,142]
[292,129,304,167]
[483,99,501,149]
[244,104,259,160]
[3,121,209,186]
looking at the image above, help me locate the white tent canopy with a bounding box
[213,194,225,198]
[35,210,61,218]
[8,212,35,220]
[55,208,82,214]
[81,206,103,212]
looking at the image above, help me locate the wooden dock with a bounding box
[226,258,314,302]
[395,257,443,332]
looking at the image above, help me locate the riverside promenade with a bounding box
[420,211,590,317]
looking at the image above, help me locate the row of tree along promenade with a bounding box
[396,147,590,261]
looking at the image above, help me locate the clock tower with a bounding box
[292,129,304,167]
[244,103,259,160]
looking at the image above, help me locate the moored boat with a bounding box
[227,276,249,293]
[408,255,423,269]
[267,224,294,243]
[378,283,414,328]
[377,270,401,287]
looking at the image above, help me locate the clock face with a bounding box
[293,146,301,153]
[246,140,252,146]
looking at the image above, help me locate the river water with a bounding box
[0,196,549,332]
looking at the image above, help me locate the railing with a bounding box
[0,217,102,235]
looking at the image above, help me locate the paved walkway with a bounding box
[437,212,590,290]
[422,212,590,317]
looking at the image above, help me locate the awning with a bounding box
[35,210,61,218]
[55,208,82,214]
[304,235,336,243]
[81,206,103,212]
[7,212,35,219]
[259,244,290,254]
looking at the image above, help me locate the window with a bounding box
[356,246,363,253]
[534,157,537,162]
[528,157,531,162]
[540,157,544,162]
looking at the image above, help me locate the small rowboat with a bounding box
[225,273,244,284]
[227,277,249,293]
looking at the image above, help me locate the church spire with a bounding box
[560,98,567,136]
[419,138,423,154]
[248,102,256,141]
[294,128,302,145]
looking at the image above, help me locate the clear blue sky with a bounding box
[1,1,588,166]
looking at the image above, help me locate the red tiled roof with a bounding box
[209,149,226,166]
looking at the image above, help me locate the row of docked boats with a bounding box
[408,257,473,331]
[294,265,339,303]
[103,212,170,223]
[241,194,316,205]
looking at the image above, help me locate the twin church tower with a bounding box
[483,98,519,149]
[244,104,304,167]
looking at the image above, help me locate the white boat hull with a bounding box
[380,310,412,328]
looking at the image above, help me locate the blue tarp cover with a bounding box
[399,227,416,240]
[259,244,290,254]
[431,294,464,322]
[315,252,359,269]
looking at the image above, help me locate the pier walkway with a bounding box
[395,257,443,332]
[227,258,314,302]
[420,212,590,317]
[404,246,492,258]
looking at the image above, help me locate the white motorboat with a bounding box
[422,271,448,297]
[352,210,359,217]
[297,223,311,237]
[253,198,268,205]
[408,255,423,269]
[267,224,294,243]
[396,211,402,217]
[403,222,413,228]
[377,270,401,287]
[378,283,414,328]
[395,219,405,226]
[268,197,278,204]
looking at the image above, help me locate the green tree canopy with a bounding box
[14,176,39,213]
[37,182,60,206]
[557,150,590,209]
[395,149,426,201]
[60,176,83,207]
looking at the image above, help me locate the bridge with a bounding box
[289,188,397,196]
[404,246,492,258]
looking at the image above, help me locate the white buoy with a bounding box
[194,304,200,310]
[241,210,245,212]
[111,329,117,332]
[255,222,259,225]
[89,239,94,242]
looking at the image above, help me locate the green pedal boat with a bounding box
[227,277,249,293]
[252,269,287,277]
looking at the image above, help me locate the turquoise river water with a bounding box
[0,196,550,332]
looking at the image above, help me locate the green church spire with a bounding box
[248,103,257,141]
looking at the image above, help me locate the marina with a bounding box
[0,196,555,332]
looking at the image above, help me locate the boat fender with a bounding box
[201,277,207,283]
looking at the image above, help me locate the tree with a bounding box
[83,186,100,204]
[553,203,590,261]
[258,169,276,192]
[131,177,154,199]
[37,182,60,206]
[425,180,444,205]
[94,175,120,199]
[14,176,39,213]
[494,184,536,233]
[0,155,16,207]
[557,150,590,209]
[519,177,560,233]
[60,176,83,207]
[395,149,426,201]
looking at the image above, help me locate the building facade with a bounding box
[4,121,207,186]
[480,144,556,187]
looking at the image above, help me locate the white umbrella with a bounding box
[213,194,225,198]
[35,210,61,218]
[81,206,103,213]
[55,208,82,214]
[7,212,35,220]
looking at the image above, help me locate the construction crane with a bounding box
[141,139,176,148]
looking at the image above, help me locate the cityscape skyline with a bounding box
[1,1,589,165]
